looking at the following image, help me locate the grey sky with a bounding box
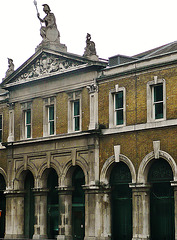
[1,0,177,80]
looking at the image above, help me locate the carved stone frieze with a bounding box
[14,53,81,83]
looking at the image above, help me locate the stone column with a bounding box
[171,182,177,240]
[57,187,73,240]
[131,184,151,240]
[84,185,111,240]
[7,103,15,142]
[32,188,48,239]
[4,190,25,239]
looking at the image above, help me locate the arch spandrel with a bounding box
[137,150,177,184]
[100,154,136,185]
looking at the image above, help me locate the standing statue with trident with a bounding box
[33,1,60,43]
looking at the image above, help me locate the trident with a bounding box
[33,0,42,27]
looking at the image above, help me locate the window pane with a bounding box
[116,109,123,125]
[155,102,163,119]
[26,110,31,124]
[75,117,80,131]
[74,101,80,116]
[27,125,31,138]
[115,92,123,109]
[49,105,54,121]
[0,115,2,142]
[50,121,54,135]
[0,115,2,129]
[0,131,2,142]
[154,85,163,102]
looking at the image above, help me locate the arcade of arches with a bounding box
[1,153,177,240]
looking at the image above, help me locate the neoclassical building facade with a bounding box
[1,32,177,240]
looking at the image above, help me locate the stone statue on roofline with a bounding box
[5,58,14,78]
[83,33,98,61]
[37,4,60,42]
[34,2,67,52]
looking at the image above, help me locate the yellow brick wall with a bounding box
[32,98,43,138]
[99,65,177,173]
[14,102,21,141]
[56,92,68,134]
[99,66,177,129]
[82,88,90,131]
[100,127,177,173]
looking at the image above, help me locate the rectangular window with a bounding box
[73,100,80,131]
[0,115,2,142]
[147,77,166,122]
[25,109,31,138]
[48,105,54,135]
[43,97,56,137]
[153,84,163,119]
[114,91,124,125]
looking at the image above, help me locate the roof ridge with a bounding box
[141,40,177,59]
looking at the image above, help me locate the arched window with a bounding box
[148,158,174,240]
[72,166,85,240]
[47,168,59,239]
[110,162,132,240]
[24,171,34,239]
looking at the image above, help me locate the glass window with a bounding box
[114,91,124,125]
[48,105,54,135]
[74,100,80,131]
[25,109,31,138]
[0,115,2,142]
[153,84,163,119]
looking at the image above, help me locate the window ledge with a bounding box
[104,119,177,135]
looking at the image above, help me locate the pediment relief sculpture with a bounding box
[14,53,81,83]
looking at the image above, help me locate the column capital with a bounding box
[58,186,74,195]
[32,187,49,195]
[171,181,177,188]
[4,189,25,197]
[130,183,151,192]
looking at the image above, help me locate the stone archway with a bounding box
[137,150,177,184]
[100,154,135,240]
[100,154,136,185]
[148,158,175,240]
[132,150,177,240]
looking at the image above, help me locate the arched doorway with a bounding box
[0,174,6,238]
[47,168,59,239]
[148,158,175,240]
[24,171,34,238]
[110,162,132,240]
[72,166,85,240]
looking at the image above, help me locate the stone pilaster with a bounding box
[32,188,48,239]
[131,184,151,240]
[87,82,98,130]
[4,190,25,239]
[57,187,73,240]
[7,103,15,142]
[171,181,177,240]
[84,185,111,240]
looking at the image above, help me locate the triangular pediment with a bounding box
[2,49,97,88]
